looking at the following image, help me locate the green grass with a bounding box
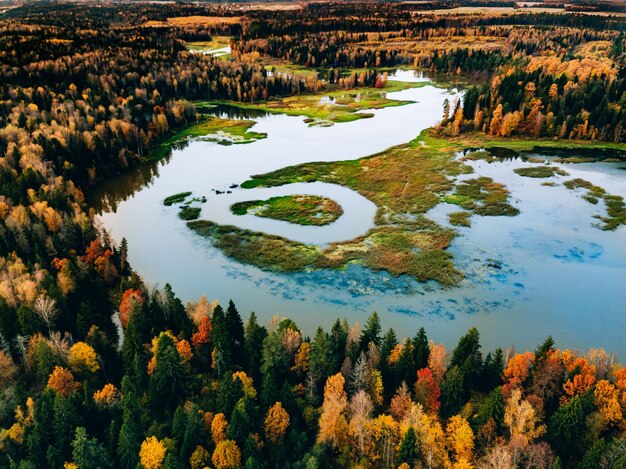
[564,178,626,230]
[186,129,626,283]
[449,211,471,227]
[231,195,343,226]
[150,116,266,160]
[514,166,568,178]
[164,192,192,206]
[179,206,201,221]
[198,81,421,126]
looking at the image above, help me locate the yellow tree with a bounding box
[68,342,100,373]
[403,403,450,468]
[139,436,166,469]
[317,373,348,448]
[446,415,474,463]
[264,402,290,444]
[594,380,623,428]
[212,440,242,469]
[368,415,401,467]
[504,389,546,446]
[211,413,228,444]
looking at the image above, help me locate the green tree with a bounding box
[398,427,417,466]
[149,333,189,412]
[71,427,112,469]
[360,312,382,350]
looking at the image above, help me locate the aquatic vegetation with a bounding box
[564,178,626,230]
[231,195,343,226]
[164,192,192,206]
[201,81,419,126]
[179,207,201,221]
[514,166,568,178]
[152,116,266,160]
[449,177,520,217]
[449,211,472,227]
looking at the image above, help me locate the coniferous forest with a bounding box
[0,2,625,468]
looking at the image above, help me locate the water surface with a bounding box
[92,75,626,356]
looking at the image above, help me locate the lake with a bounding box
[91,72,626,357]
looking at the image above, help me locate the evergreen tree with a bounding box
[244,312,267,383]
[360,312,382,350]
[398,427,417,466]
[412,327,429,371]
[117,377,142,469]
[71,427,112,469]
[441,365,465,418]
[149,333,189,413]
[226,300,245,368]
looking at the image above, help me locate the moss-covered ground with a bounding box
[231,195,343,226]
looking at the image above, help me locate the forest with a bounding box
[0,2,625,468]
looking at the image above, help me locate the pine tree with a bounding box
[149,333,189,412]
[360,312,382,350]
[117,377,142,469]
[244,312,267,383]
[71,427,112,469]
[398,427,417,466]
[412,327,429,371]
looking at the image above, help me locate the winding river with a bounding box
[91,72,626,356]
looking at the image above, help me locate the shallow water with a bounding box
[92,75,626,357]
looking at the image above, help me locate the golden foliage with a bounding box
[264,402,290,443]
[47,366,81,397]
[233,371,256,398]
[594,380,623,427]
[68,341,100,373]
[189,445,210,469]
[317,373,349,447]
[446,415,474,462]
[211,413,228,444]
[93,383,121,407]
[212,440,242,469]
[504,389,545,446]
[139,436,167,469]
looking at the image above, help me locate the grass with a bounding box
[231,195,343,226]
[186,36,231,53]
[200,80,422,126]
[514,166,568,178]
[188,128,626,283]
[164,192,192,206]
[179,207,201,221]
[151,116,266,160]
[449,211,472,227]
[564,178,626,230]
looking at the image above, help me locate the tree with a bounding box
[47,367,81,397]
[548,394,587,458]
[412,327,430,371]
[441,366,465,418]
[264,402,290,444]
[139,436,167,469]
[317,373,348,448]
[594,380,622,428]
[414,368,441,413]
[398,427,417,466]
[244,312,267,384]
[149,333,188,412]
[446,415,474,463]
[360,312,382,350]
[212,413,229,444]
[212,440,242,469]
[117,378,143,469]
[71,427,112,469]
[504,389,545,447]
[68,342,100,374]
